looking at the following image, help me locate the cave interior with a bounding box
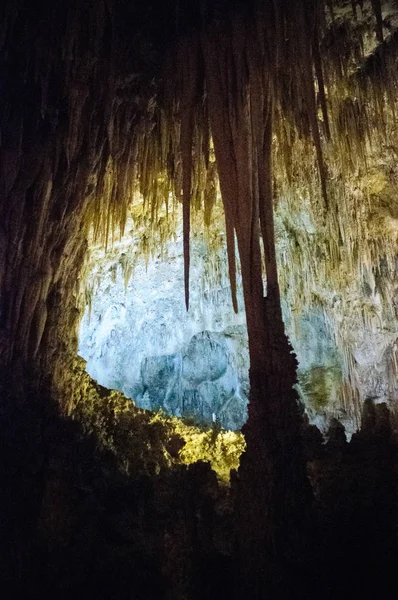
[1,1,398,598]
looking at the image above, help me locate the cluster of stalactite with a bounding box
[132,0,397,421]
[0,1,396,596]
[0,1,126,372]
[276,156,398,419]
[1,0,393,368]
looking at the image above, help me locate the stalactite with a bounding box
[1,7,398,597]
[371,0,384,42]
[313,24,331,140]
[178,33,199,311]
[297,1,329,209]
[202,26,240,318]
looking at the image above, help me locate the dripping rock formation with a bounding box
[1,1,398,599]
[79,221,249,430]
[80,205,397,436]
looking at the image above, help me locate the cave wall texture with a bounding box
[79,216,250,430]
[79,195,397,435]
[1,1,398,598]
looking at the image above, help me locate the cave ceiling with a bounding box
[2,5,398,597]
[0,1,397,420]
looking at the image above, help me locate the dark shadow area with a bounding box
[1,368,397,599]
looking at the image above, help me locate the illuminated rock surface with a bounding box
[79,225,249,430]
[79,206,397,436]
[1,1,398,598]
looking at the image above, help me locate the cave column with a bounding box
[203,23,317,598]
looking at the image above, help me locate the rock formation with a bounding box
[1,1,398,598]
[80,196,397,436]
